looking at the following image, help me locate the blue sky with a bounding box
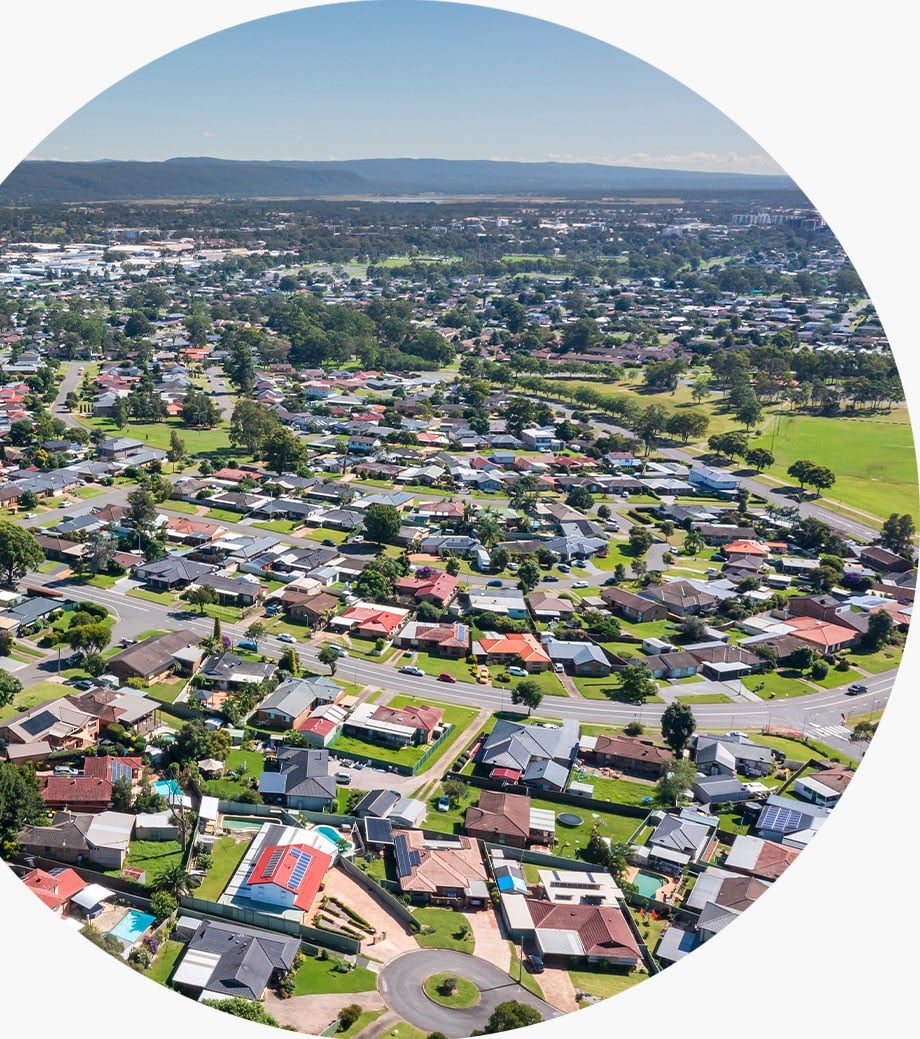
[31,1,780,174]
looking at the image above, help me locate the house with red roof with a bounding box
[21,867,87,913]
[239,841,332,913]
[343,701,444,748]
[785,616,860,653]
[394,569,458,608]
[329,601,410,640]
[473,632,552,671]
[394,621,471,658]
[40,775,114,813]
[723,539,770,558]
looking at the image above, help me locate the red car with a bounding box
[438,673,458,683]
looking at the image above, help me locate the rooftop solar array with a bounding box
[287,849,312,891]
[21,711,57,737]
[261,847,284,879]
[364,817,394,846]
[393,835,421,878]
[758,803,805,834]
[110,760,133,783]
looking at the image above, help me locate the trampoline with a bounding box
[557,812,583,827]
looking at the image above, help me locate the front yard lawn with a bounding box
[741,671,813,700]
[848,644,903,673]
[127,587,178,606]
[291,954,377,996]
[0,680,67,723]
[412,907,474,952]
[571,968,647,1001]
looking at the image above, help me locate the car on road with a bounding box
[23,512,37,519]
[438,673,458,683]
[544,574,559,582]
[399,665,425,677]
[238,639,259,651]
[334,772,352,785]
[486,579,503,587]
[57,501,69,508]
[328,644,348,657]
[507,665,527,677]
[847,683,869,695]
[277,633,297,644]
[436,795,451,812]
[573,580,590,589]
[322,539,337,547]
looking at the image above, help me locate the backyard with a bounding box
[107,840,184,885]
[195,835,252,901]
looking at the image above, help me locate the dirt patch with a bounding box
[265,990,386,1034]
[320,866,419,963]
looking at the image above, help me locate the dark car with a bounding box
[847,683,869,695]
[524,954,545,974]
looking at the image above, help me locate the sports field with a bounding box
[750,410,918,521]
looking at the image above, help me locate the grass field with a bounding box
[108,840,183,885]
[749,410,918,520]
[146,939,185,987]
[76,414,236,460]
[741,671,814,700]
[195,835,251,901]
[291,954,377,996]
[0,680,66,723]
[412,907,474,952]
[571,969,647,1001]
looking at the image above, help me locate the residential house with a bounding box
[600,587,668,623]
[18,810,135,870]
[393,829,489,905]
[105,630,201,685]
[258,749,338,811]
[394,621,471,658]
[477,718,579,791]
[342,701,444,749]
[589,735,672,778]
[463,790,555,848]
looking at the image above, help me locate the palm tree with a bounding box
[155,864,197,898]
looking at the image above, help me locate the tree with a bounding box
[185,585,217,614]
[666,411,709,444]
[517,558,542,593]
[708,431,748,461]
[862,610,894,652]
[565,486,594,511]
[363,503,402,545]
[0,521,43,587]
[745,447,775,472]
[230,399,280,457]
[616,662,657,703]
[127,487,157,531]
[511,679,543,715]
[628,527,653,556]
[180,389,220,429]
[736,398,763,430]
[656,758,697,806]
[879,513,915,558]
[150,890,177,921]
[787,458,818,491]
[202,998,280,1028]
[318,645,340,675]
[279,646,301,675]
[154,864,197,899]
[111,396,128,429]
[679,616,707,643]
[263,425,308,474]
[0,761,45,855]
[480,1000,542,1034]
[247,621,266,649]
[338,1005,363,1030]
[788,645,816,672]
[661,702,695,756]
[111,775,133,812]
[0,670,23,710]
[167,430,185,471]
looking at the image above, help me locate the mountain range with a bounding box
[0,156,795,203]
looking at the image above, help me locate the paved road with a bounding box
[52,360,86,430]
[20,568,896,751]
[204,365,236,422]
[379,948,559,1036]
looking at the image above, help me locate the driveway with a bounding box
[467,906,511,973]
[320,867,419,963]
[378,949,560,1037]
[536,966,579,1012]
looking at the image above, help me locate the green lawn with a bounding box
[200,776,261,801]
[573,675,664,704]
[72,485,106,499]
[422,783,479,835]
[291,954,377,996]
[372,695,480,774]
[748,410,917,521]
[136,629,170,641]
[204,507,246,522]
[423,973,480,1008]
[0,680,67,723]
[508,942,545,998]
[302,526,349,544]
[252,519,302,534]
[163,499,200,515]
[77,414,235,458]
[127,587,178,606]
[413,907,474,952]
[410,651,480,684]
[195,835,252,901]
[676,693,733,704]
[848,644,903,673]
[569,772,659,806]
[335,1009,386,1039]
[225,748,265,776]
[146,939,185,986]
[144,679,186,704]
[571,969,647,1001]
[741,671,814,700]
[108,840,183,885]
[531,797,643,856]
[493,668,568,698]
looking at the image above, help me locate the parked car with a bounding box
[334,772,352,785]
[487,579,503,587]
[238,639,258,651]
[573,580,589,589]
[438,673,458,683]
[847,683,868,695]
[399,665,425,677]
[544,574,559,582]
[436,795,451,812]
[572,559,587,568]
[329,644,348,657]
[553,662,565,673]
[118,638,136,648]
[72,679,94,691]
[524,954,545,974]
[277,633,297,644]
[507,665,527,677]
[603,576,619,585]
[53,766,79,776]
[557,563,571,573]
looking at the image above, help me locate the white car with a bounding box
[277,633,296,644]
[507,665,528,677]
[573,580,590,589]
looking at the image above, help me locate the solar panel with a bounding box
[364,817,394,845]
[394,835,414,878]
[287,849,312,890]
[111,761,132,783]
[261,847,284,878]
[759,804,802,833]
[21,711,57,736]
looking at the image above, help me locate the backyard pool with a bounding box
[153,779,182,799]
[108,909,156,946]
[314,825,354,855]
[222,816,264,830]
[633,870,667,900]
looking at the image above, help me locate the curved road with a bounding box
[379,949,559,1036]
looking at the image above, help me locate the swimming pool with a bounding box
[633,870,666,900]
[153,779,182,799]
[314,825,354,854]
[222,816,264,830]
[108,909,156,945]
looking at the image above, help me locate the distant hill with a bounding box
[0,155,795,203]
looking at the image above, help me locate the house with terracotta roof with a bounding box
[472,632,552,671]
[393,829,489,904]
[463,790,555,849]
[723,834,801,880]
[394,569,458,607]
[590,735,672,778]
[793,765,855,807]
[722,539,770,558]
[21,866,87,913]
[785,616,860,653]
[329,601,410,640]
[164,516,227,544]
[342,701,444,748]
[500,895,642,967]
[394,620,471,657]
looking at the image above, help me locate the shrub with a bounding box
[338,1005,363,1030]
[150,890,177,921]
